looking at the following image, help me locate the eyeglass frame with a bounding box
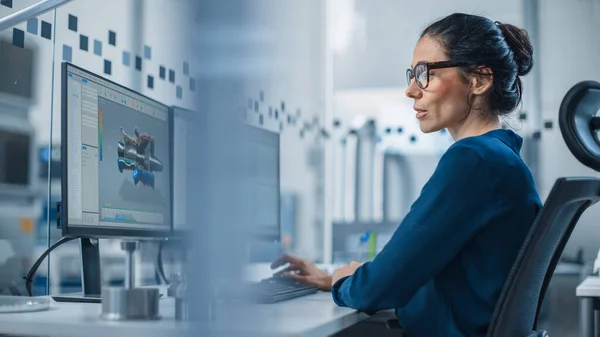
[406,60,471,89]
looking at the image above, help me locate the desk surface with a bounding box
[577,276,600,297]
[0,292,367,337]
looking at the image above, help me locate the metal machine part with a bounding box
[121,241,139,289]
[100,241,160,321]
[167,272,188,321]
[100,287,160,321]
[353,119,377,222]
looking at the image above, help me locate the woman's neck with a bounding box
[448,113,501,141]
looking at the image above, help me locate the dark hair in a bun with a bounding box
[421,13,534,116]
[495,22,534,76]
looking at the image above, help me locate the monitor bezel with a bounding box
[61,62,173,239]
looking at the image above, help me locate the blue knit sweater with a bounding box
[331,129,541,337]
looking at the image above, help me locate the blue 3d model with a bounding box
[117,127,163,188]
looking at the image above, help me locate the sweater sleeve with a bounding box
[331,144,498,313]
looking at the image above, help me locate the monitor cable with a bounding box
[156,239,169,284]
[23,237,77,297]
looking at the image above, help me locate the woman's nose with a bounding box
[405,79,421,99]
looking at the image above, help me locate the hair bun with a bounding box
[495,21,534,76]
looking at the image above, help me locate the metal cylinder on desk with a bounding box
[100,241,161,321]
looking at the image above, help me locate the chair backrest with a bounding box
[487,80,600,337]
[487,177,600,337]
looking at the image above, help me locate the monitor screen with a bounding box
[242,125,280,241]
[62,63,172,237]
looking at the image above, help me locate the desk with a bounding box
[0,291,367,337]
[576,276,600,337]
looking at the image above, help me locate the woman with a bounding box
[271,13,542,337]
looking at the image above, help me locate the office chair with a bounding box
[386,80,600,337]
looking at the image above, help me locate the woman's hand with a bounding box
[332,261,365,286]
[271,254,333,291]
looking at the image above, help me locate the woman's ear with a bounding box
[470,67,494,96]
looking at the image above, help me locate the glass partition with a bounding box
[0,4,56,295]
[0,0,198,296]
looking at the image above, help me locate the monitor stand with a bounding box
[52,238,102,303]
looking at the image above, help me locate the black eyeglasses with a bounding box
[406,60,469,89]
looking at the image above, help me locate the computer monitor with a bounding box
[61,62,173,239]
[54,63,172,302]
[242,124,281,261]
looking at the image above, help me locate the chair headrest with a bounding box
[559,80,600,172]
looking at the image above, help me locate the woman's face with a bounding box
[405,36,473,134]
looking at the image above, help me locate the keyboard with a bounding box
[52,294,101,303]
[246,276,319,303]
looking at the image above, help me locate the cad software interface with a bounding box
[66,65,171,232]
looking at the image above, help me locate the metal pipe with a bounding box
[125,251,134,289]
[0,0,73,32]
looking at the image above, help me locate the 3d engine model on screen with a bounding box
[117,127,163,188]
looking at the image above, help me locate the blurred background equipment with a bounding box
[0,38,39,297]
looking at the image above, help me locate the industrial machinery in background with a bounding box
[0,39,40,295]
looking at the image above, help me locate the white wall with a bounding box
[333,0,523,90]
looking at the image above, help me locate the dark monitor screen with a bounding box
[61,62,172,238]
[0,129,30,185]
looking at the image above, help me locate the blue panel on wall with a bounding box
[79,34,88,51]
[41,21,52,40]
[122,51,130,66]
[147,75,154,89]
[68,14,77,32]
[104,60,112,75]
[27,18,38,35]
[1,0,12,8]
[176,86,182,99]
[169,69,175,83]
[159,66,166,80]
[190,78,195,91]
[12,28,24,48]
[135,56,142,71]
[144,45,151,60]
[62,44,72,62]
[183,61,189,75]
[94,40,102,56]
[108,30,116,46]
